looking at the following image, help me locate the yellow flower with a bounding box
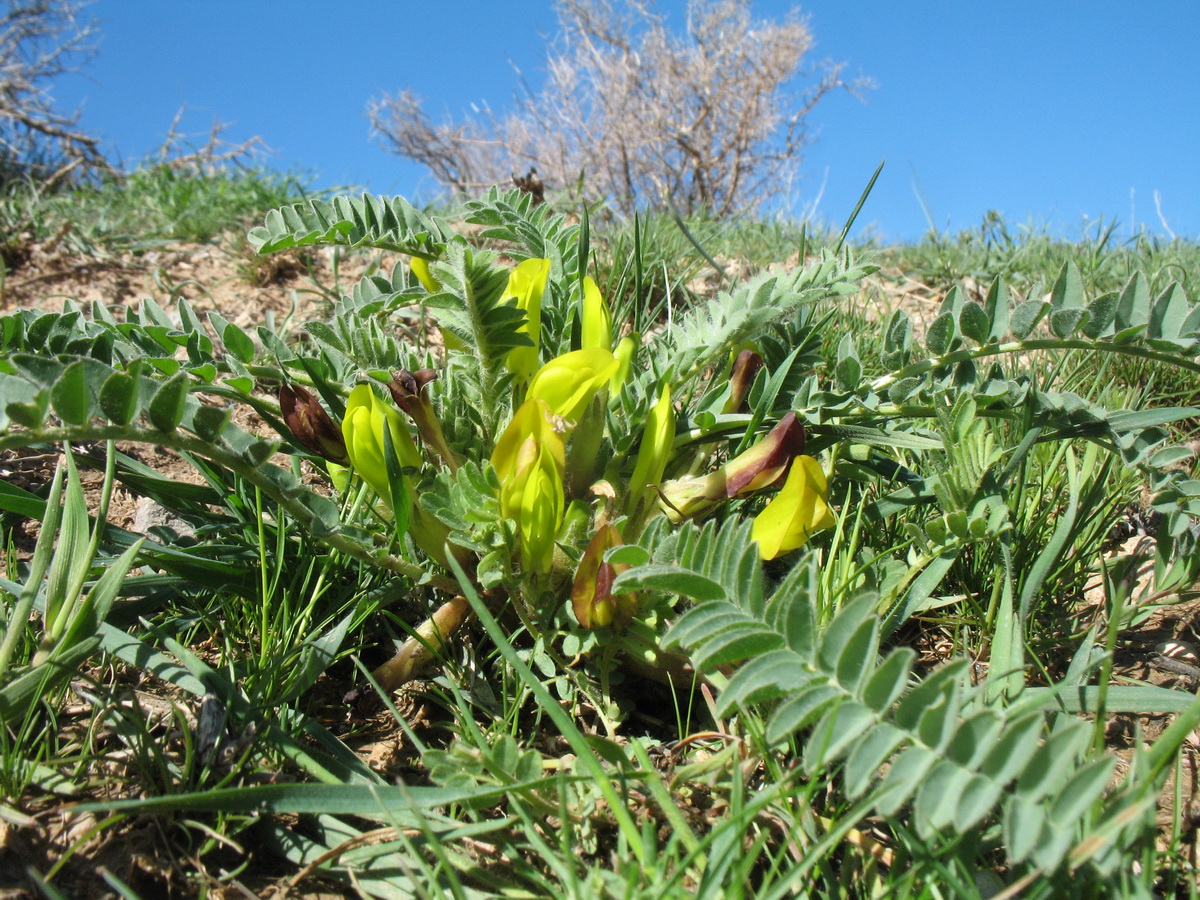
[491,399,566,573]
[504,258,552,380]
[751,456,835,559]
[627,382,674,512]
[342,384,422,505]
[526,348,618,425]
[410,256,441,293]
[411,256,468,351]
[580,277,612,351]
[609,333,638,393]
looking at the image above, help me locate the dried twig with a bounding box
[369,0,872,216]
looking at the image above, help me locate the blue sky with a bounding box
[55,1,1199,242]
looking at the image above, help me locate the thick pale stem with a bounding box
[368,595,472,692]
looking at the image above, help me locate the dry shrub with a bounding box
[0,0,110,185]
[369,0,870,217]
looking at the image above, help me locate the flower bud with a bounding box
[723,412,806,496]
[658,413,806,522]
[387,369,460,472]
[752,455,835,559]
[572,524,637,629]
[723,349,764,414]
[279,384,348,465]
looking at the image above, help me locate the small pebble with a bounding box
[1155,640,1200,663]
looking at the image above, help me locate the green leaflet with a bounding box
[660,518,1161,872]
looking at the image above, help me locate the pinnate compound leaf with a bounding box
[654,514,1131,863]
[249,194,454,255]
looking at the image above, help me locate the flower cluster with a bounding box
[280,253,836,633]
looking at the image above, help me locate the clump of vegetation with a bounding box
[1,182,1200,897]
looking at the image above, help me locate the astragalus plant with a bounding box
[3,188,1200,896]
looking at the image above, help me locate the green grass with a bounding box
[877,213,1200,298]
[0,162,314,268]
[1,172,1200,898]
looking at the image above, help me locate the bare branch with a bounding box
[369,0,869,216]
[0,0,111,182]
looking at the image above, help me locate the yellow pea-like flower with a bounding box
[572,524,637,630]
[751,456,836,560]
[504,258,552,380]
[580,276,612,352]
[491,399,566,573]
[627,381,674,512]
[342,384,421,506]
[526,348,618,425]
